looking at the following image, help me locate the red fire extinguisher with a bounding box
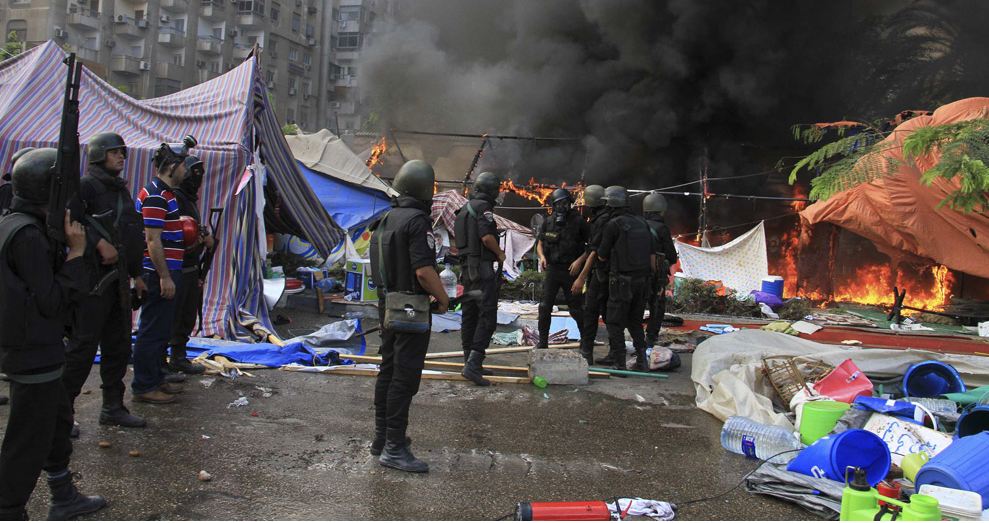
[515,501,613,521]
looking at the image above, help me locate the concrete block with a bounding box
[528,349,589,385]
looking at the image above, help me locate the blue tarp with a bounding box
[298,161,391,231]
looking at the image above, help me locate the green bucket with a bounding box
[799,400,851,445]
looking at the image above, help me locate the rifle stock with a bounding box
[47,54,83,246]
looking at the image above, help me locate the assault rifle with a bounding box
[47,54,83,249]
[196,207,223,334]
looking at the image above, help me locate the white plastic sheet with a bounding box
[675,221,768,294]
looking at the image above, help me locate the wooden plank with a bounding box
[282,365,529,384]
[424,346,534,359]
[345,354,610,378]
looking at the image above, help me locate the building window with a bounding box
[291,13,301,33]
[212,27,223,39]
[338,6,360,21]
[288,76,297,90]
[286,107,295,124]
[5,20,27,43]
[174,18,185,32]
[302,53,311,66]
[172,53,183,65]
[304,24,313,38]
[270,2,280,22]
[238,0,264,15]
[288,47,298,62]
[336,33,360,49]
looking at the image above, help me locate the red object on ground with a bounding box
[285,278,303,290]
[180,215,198,248]
[516,501,612,521]
[813,359,874,403]
[877,481,901,506]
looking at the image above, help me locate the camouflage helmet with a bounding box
[392,160,435,203]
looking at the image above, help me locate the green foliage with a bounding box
[500,270,544,301]
[670,278,761,317]
[3,31,24,59]
[282,123,300,135]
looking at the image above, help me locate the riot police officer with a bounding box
[62,132,148,431]
[595,186,656,371]
[570,185,611,365]
[369,160,449,473]
[0,148,107,520]
[0,148,35,214]
[455,171,506,386]
[167,155,212,375]
[535,188,588,348]
[642,192,678,347]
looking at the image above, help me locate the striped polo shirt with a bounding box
[136,177,184,272]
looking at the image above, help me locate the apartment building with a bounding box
[0,0,329,130]
[321,0,387,133]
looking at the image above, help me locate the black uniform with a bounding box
[0,181,12,215]
[578,207,613,360]
[537,211,588,347]
[0,200,86,516]
[169,185,205,362]
[454,194,500,359]
[368,196,437,450]
[61,164,145,415]
[644,213,677,345]
[597,210,655,367]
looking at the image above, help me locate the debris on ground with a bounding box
[197,470,213,482]
[200,378,216,388]
[128,450,141,458]
[97,441,111,449]
[227,396,249,408]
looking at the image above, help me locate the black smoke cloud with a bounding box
[360,0,986,195]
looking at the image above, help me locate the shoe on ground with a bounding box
[99,406,146,428]
[169,359,206,375]
[158,382,184,395]
[370,436,412,456]
[47,473,107,521]
[133,390,176,404]
[163,371,187,384]
[378,445,429,473]
[594,356,615,365]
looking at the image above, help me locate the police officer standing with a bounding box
[0,148,107,520]
[595,186,656,371]
[167,155,213,375]
[570,185,611,365]
[535,188,588,348]
[642,192,678,347]
[0,148,35,214]
[455,171,506,386]
[62,133,148,432]
[369,160,449,473]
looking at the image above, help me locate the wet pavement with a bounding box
[2,303,809,520]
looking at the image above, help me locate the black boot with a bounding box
[462,351,491,386]
[169,346,205,375]
[463,349,492,375]
[378,431,428,473]
[594,354,615,366]
[69,421,80,439]
[580,348,594,366]
[635,347,650,372]
[46,471,107,521]
[0,507,27,520]
[611,349,627,371]
[99,390,146,428]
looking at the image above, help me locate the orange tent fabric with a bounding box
[801,97,989,278]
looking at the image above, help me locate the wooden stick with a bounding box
[587,367,669,379]
[344,354,610,378]
[281,365,530,384]
[424,346,533,359]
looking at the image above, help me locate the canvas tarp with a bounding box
[296,161,391,231]
[285,129,397,196]
[692,329,989,431]
[801,97,989,278]
[0,42,344,339]
[675,222,768,294]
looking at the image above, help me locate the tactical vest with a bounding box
[609,214,654,275]
[369,206,428,295]
[542,212,583,266]
[454,198,497,262]
[79,175,145,277]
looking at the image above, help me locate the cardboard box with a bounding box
[344,259,378,302]
[863,413,954,466]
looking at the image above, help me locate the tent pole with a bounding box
[388,129,408,163]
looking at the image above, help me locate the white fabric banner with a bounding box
[674,221,768,295]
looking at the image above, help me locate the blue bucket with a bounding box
[786,429,891,486]
[902,361,966,398]
[956,405,989,439]
[761,276,784,299]
[916,431,989,509]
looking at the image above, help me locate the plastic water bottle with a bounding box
[905,397,958,413]
[440,264,458,298]
[720,416,803,464]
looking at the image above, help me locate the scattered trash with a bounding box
[841,339,863,345]
[634,394,646,403]
[699,323,737,335]
[82,390,92,395]
[812,359,873,404]
[255,386,273,398]
[721,416,803,464]
[915,431,989,510]
[128,450,141,458]
[791,320,823,335]
[531,376,548,389]
[197,470,213,482]
[200,378,216,389]
[787,429,890,485]
[227,396,249,408]
[542,393,549,400]
[605,498,676,521]
[97,441,111,449]
[862,413,953,466]
[491,329,524,346]
[759,302,780,319]
[251,411,259,417]
[201,435,211,440]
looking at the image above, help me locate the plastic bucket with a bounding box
[787,429,891,486]
[798,401,851,445]
[915,431,989,509]
[902,361,966,398]
[761,276,784,299]
[956,405,989,439]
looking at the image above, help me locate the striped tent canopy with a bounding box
[0,41,343,339]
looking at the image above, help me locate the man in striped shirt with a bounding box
[131,144,193,404]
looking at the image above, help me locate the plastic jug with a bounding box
[840,467,941,521]
[440,264,458,299]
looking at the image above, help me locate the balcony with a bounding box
[110,54,141,75]
[71,46,100,63]
[287,63,306,76]
[199,0,225,20]
[237,13,263,28]
[333,50,358,61]
[159,0,188,12]
[196,36,222,54]
[158,28,186,47]
[67,11,100,31]
[113,16,146,39]
[334,75,356,87]
[155,62,184,79]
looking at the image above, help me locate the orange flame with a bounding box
[366,136,387,171]
[499,177,558,205]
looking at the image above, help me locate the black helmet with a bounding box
[153,135,198,170]
[181,155,205,195]
[392,160,435,202]
[87,133,127,164]
[643,191,667,216]
[3,147,35,182]
[551,188,572,204]
[583,185,605,208]
[604,185,628,208]
[183,154,204,176]
[473,171,501,198]
[12,148,57,203]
